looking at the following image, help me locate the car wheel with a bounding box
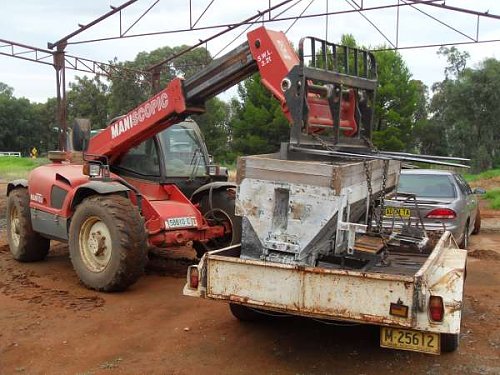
[472,209,481,235]
[459,221,469,249]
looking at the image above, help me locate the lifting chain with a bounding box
[312,133,333,151]
[313,133,390,233]
[363,159,375,231]
[363,158,390,233]
[377,159,390,233]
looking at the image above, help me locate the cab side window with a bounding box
[117,138,160,177]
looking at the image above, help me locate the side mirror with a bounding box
[473,187,486,195]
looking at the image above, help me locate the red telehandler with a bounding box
[7,26,437,292]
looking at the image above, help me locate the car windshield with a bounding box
[158,123,208,177]
[398,174,457,198]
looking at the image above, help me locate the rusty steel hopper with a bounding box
[235,152,401,266]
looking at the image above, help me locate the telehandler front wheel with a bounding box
[7,188,50,262]
[69,195,147,292]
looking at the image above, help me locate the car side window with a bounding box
[461,176,473,195]
[454,175,471,195]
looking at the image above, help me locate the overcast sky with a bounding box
[0,0,499,103]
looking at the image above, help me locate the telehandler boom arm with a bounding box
[87,27,375,162]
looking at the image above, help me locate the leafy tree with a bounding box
[108,46,211,117]
[230,74,289,157]
[67,76,109,128]
[192,97,233,163]
[437,46,470,79]
[372,48,419,150]
[0,84,44,155]
[409,80,449,156]
[0,82,13,96]
[430,54,500,171]
[32,98,59,153]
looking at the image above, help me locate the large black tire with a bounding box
[6,188,50,262]
[441,333,459,353]
[193,188,242,258]
[69,195,147,292]
[229,303,265,322]
[71,118,91,151]
[459,221,469,249]
[472,209,481,235]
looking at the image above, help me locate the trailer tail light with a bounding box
[429,296,444,322]
[188,266,199,289]
[426,208,456,219]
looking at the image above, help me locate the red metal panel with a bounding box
[28,164,90,218]
[247,27,300,104]
[87,78,198,161]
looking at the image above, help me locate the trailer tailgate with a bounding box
[205,253,416,327]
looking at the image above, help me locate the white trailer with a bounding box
[184,153,467,355]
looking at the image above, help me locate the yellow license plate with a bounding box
[380,327,440,355]
[384,207,411,218]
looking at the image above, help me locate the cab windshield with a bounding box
[158,123,208,178]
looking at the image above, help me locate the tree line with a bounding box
[0,38,498,171]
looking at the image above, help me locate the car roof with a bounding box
[401,169,455,176]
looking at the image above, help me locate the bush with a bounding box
[484,189,500,210]
[463,169,500,182]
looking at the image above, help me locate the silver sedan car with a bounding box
[381,169,483,248]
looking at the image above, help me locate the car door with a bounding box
[454,174,478,232]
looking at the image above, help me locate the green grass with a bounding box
[463,168,500,182]
[484,188,500,210]
[0,157,49,180]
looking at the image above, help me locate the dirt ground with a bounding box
[0,182,499,375]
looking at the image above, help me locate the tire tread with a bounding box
[69,194,147,292]
[7,188,50,262]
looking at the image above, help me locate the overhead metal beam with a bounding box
[0,38,149,78]
[47,0,138,49]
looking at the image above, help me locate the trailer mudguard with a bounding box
[190,181,237,203]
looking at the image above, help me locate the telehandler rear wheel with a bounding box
[193,188,242,258]
[69,195,147,292]
[7,188,50,262]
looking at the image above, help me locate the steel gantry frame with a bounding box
[1,0,499,150]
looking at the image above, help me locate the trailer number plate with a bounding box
[166,217,197,229]
[380,327,440,354]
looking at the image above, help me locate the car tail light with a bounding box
[426,208,456,219]
[429,296,444,322]
[188,266,199,289]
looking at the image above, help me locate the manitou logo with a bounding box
[30,193,44,204]
[110,92,169,139]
